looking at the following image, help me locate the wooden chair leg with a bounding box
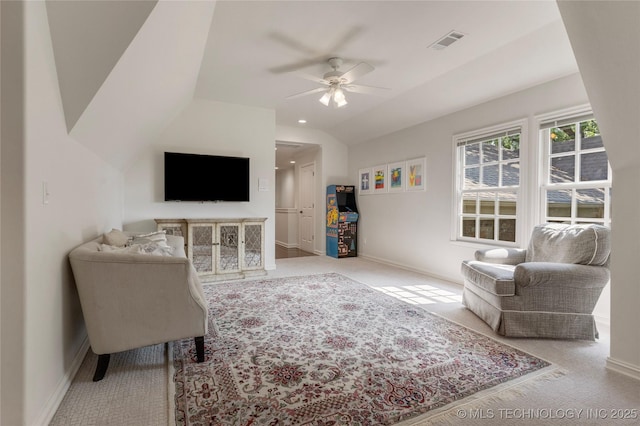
[93,354,110,382]
[195,336,205,362]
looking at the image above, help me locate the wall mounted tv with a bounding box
[164,152,250,202]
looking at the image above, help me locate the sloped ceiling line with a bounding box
[47,0,159,132]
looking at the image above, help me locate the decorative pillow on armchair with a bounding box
[526,223,610,266]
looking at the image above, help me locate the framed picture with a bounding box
[406,157,426,191]
[358,168,372,195]
[387,161,405,192]
[372,164,388,193]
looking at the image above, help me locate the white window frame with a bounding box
[536,106,611,227]
[452,119,527,246]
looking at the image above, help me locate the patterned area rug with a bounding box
[172,273,551,425]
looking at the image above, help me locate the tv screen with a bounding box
[164,152,250,202]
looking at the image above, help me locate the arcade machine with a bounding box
[326,185,359,258]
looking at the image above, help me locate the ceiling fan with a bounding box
[286,57,387,108]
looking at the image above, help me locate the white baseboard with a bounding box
[275,241,299,249]
[34,335,90,426]
[606,357,640,381]
[359,253,463,286]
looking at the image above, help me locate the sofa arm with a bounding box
[69,249,208,355]
[514,262,610,289]
[475,248,526,265]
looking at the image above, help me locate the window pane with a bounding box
[577,188,605,219]
[479,192,495,214]
[582,135,604,150]
[464,143,480,166]
[547,190,572,218]
[580,120,601,141]
[464,167,480,189]
[462,218,476,238]
[501,162,519,186]
[580,151,609,181]
[501,135,520,160]
[479,219,494,240]
[482,164,499,187]
[498,192,517,215]
[498,219,516,242]
[550,124,576,153]
[462,193,476,214]
[482,140,499,163]
[550,156,575,183]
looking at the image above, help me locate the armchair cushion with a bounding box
[461,260,516,296]
[525,223,610,265]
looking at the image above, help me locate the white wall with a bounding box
[558,0,640,379]
[349,73,590,283]
[2,2,124,425]
[275,167,295,208]
[275,126,348,254]
[123,99,276,270]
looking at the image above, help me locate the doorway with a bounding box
[275,142,320,258]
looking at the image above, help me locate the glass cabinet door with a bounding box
[242,222,264,270]
[189,224,215,275]
[216,224,241,273]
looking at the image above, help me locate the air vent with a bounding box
[430,31,465,50]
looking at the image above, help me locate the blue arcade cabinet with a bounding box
[326,185,359,258]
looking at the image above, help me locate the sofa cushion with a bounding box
[525,223,610,266]
[461,260,516,296]
[103,229,129,247]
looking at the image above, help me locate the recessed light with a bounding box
[275,166,279,170]
[290,160,296,164]
[298,119,307,124]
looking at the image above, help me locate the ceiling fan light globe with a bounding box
[335,97,348,107]
[319,92,331,106]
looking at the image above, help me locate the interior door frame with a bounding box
[298,161,316,253]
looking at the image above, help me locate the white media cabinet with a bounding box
[155,218,266,282]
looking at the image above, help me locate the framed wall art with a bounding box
[372,164,388,193]
[358,168,372,195]
[406,157,426,191]
[387,161,405,192]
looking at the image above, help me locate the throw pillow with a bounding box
[103,229,129,247]
[129,231,170,248]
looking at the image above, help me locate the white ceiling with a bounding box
[45,1,579,169]
[196,0,578,145]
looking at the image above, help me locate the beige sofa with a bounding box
[69,231,208,381]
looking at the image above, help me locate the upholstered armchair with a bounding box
[461,223,610,340]
[69,232,208,381]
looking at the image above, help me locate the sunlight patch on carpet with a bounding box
[171,273,551,425]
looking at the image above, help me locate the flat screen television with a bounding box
[164,152,250,202]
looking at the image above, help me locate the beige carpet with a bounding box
[51,256,640,425]
[50,343,168,426]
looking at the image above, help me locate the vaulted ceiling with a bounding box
[46,0,578,168]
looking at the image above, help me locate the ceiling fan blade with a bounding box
[342,84,389,95]
[286,87,327,100]
[269,58,327,74]
[296,73,330,85]
[340,62,374,83]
